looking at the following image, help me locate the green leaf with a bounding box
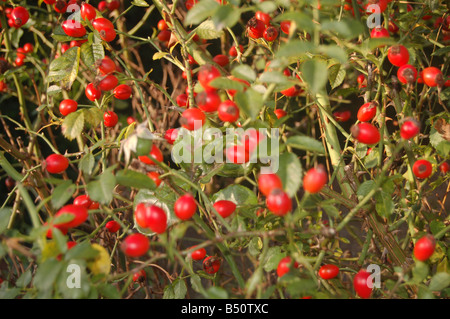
[432,46,450,56]
[206,286,228,299]
[115,169,156,190]
[65,241,99,261]
[234,88,263,120]
[173,279,187,299]
[285,135,325,153]
[79,152,95,175]
[190,274,203,293]
[15,270,32,288]
[321,19,364,39]
[231,64,256,82]
[248,237,263,256]
[319,45,348,64]
[259,71,292,85]
[260,246,284,272]
[273,11,315,32]
[51,180,76,210]
[184,0,220,26]
[80,37,105,70]
[47,85,62,96]
[277,152,303,197]
[374,191,394,218]
[0,208,12,234]
[163,284,175,299]
[357,180,376,198]
[86,168,116,204]
[212,4,241,30]
[275,40,314,60]
[52,24,76,42]
[211,184,258,214]
[411,261,429,284]
[328,63,346,89]
[209,77,246,91]
[48,46,80,90]
[82,107,103,128]
[430,220,446,236]
[62,110,85,141]
[33,258,65,298]
[430,125,450,158]
[429,272,450,291]
[196,20,224,39]
[301,59,328,94]
[131,0,149,7]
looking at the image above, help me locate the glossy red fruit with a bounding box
[412,159,432,179]
[46,223,69,239]
[105,220,121,233]
[388,20,399,33]
[23,43,34,53]
[85,83,102,101]
[157,19,168,31]
[280,85,302,97]
[440,162,449,174]
[190,247,207,260]
[62,20,86,38]
[413,235,436,262]
[132,269,147,282]
[370,26,389,38]
[54,204,89,229]
[400,118,420,139]
[213,54,229,67]
[280,20,291,34]
[15,57,25,67]
[176,93,189,107]
[103,111,118,127]
[218,100,240,123]
[255,11,271,26]
[99,74,118,91]
[247,17,265,39]
[54,0,69,14]
[92,18,116,42]
[113,84,132,100]
[277,256,299,277]
[44,154,69,174]
[196,90,221,112]
[397,64,417,85]
[333,110,351,122]
[127,116,136,125]
[157,30,171,42]
[134,203,167,234]
[180,108,206,131]
[266,189,291,216]
[229,44,243,57]
[121,233,150,257]
[421,67,444,87]
[81,3,96,21]
[11,6,29,28]
[387,45,409,67]
[353,270,373,299]
[203,256,221,274]
[147,171,162,187]
[60,43,70,54]
[274,109,287,119]
[174,194,197,220]
[226,144,249,164]
[263,26,279,42]
[198,64,221,91]
[351,122,380,145]
[213,200,236,218]
[258,173,283,197]
[106,0,120,11]
[185,0,198,10]
[98,0,107,11]
[318,264,339,280]
[73,194,93,209]
[303,165,328,194]
[357,74,366,88]
[138,144,163,165]
[357,102,377,122]
[44,0,57,4]
[59,99,78,116]
[164,128,178,145]
[98,56,116,75]
[4,176,15,191]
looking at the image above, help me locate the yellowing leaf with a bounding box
[87,244,111,275]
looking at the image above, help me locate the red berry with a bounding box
[357,102,377,122]
[44,154,69,174]
[103,111,118,127]
[266,189,291,216]
[396,64,417,85]
[247,17,265,39]
[92,17,116,42]
[400,118,420,139]
[274,109,287,119]
[121,233,150,257]
[421,67,444,87]
[190,247,206,260]
[54,204,89,229]
[134,203,167,234]
[388,20,399,33]
[11,6,29,28]
[203,256,221,274]
[218,100,240,123]
[73,194,93,209]
[387,45,409,67]
[127,116,136,125]
[357,74,366,88]
[98,56,116,75]
[280,20,291,34]
[277,256,299,277]
[303,165,327,194]
[413,235,436,262]
[370,26,389,38]
[98,74,119,91]
[333,110,351,122]
[59,99,78,116]
[105,220,121,233]
[164,128,178,145]
[157,19,168,31]
[280,85,302,97]
[196,90,221,112]
[81,3,96,21]
[85,83,102,101]
[132,269,147,282]
[229,44,243,57]
[98,0,107,11]
[318,264,340,280]
[157,30,171,42]
[225,145,249,164]
[440,162,449,174]
[23,43,34,53]
[213,54,229,67]
[213,200,236,218]
[147,171,162,187]
[351,122,380,145]
[174,194,197,220]
[180,108,206,131]
[185,0,198,10]
[198,64,221,91]
[138,144,163,165]
[176,93,189,107]
[258,173,283,197]
[113,84,132,100]
[54,0,69,14]
[62,19,87,38]
[106,0,120,11]
[255,11,271,26]
[412,159,432,179]
[353,270,373,299]
[263,26,278,42]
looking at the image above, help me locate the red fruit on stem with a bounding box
[412,159,432,179]
[225,144,249,164]
[138,144,163,165]
[266,189,292,216]
[440,162,449,174]
[85,83,102,101]
[370,26,389,38]
[203,256,221,274]
[59,99,78,116]
[318,264,340,280]
[198,64,221,91]
[121,233,150,257]
[274,109,287,119]
[218,100,240,123]
[397,64,418,84]
[44,154,69,174]
[353,270,373,299]
[103,111,118,127]
[387,45,410,67]
[54,204,89,229]
[421,67,444,87]
[277,256,299,277]
[333,110,351,122]
[213,54,229,67]
[11,6,29,28]
[190,247,207,260]
[132,269,147,282]
[247,17,265,39]
[98,56,116,75]
[258,173,283,197]
[174,194,197,220]
[164,128,178,145]
[105,220,121,233]
[147,171,162,187]
[303,165,328,194]
[180,108,206,131]
[134,203,167,234]
[351,122,380,145]
[213,200,236,218]
[113,84,132,99]
[400,118,420,139]
[413,235,436,262]
[73,194,93,209]
[62,19,86,38]
[196,90,221,112]
[81,3,96,21]
[357,102,377,122]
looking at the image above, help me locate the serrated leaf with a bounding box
[80,38,105,70]
[285,135,325,153]
[86,169,116,204]
[275,40,314,60]
[234,88,263,120]
[260,246,284,272]
[62,110,85,141]
[321,19,364,39]
[301,59,328,94]
[429,272,450,291]
[82,107,103,128]
[209,77,245,91]
[47,85,62,96]
[195,20,224,40]
[190,274,203,293]
[173,279,187,299]
[277,152,303,197]
[184,0,220,26]
[206,286,228,299]
[319,45,348,64]
[231,64,256,82]
[328,63,346,89]
[79,152,95,175]
[48,46,80,90]
[51,180,76,210]
[212,4,241,30]
[115,169,156,190]
[375,191,394,218]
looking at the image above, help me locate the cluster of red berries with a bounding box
[246,12,279,42]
